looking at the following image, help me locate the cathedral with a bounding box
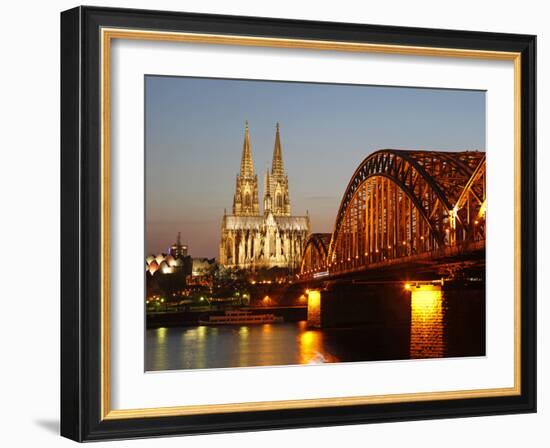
[219,122,310,271]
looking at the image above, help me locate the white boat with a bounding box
[199,310,283,325]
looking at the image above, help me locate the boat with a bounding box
[198,310,283,325]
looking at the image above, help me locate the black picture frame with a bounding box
[61,5,536,442]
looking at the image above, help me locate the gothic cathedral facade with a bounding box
[219,123,310,270]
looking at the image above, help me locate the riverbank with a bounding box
[146,306,307,329]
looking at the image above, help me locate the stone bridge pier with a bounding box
[306,282,410,329]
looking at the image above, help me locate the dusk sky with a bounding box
[145,76,485,258]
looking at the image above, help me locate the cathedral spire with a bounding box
[233,121,260,216]
[240,120,254,177]
[265,122,290,216]
[271,122,285,177]
[264,167,272,214]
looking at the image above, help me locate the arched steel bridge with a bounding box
[300,149,486,278]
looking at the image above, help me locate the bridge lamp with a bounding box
[305,289,310,294]
[404,283,412,291]
[474,220,479,225]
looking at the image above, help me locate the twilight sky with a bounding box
[145,76,486,258]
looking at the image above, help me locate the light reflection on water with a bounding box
[146,322,340,371]
[298,321,339,364]
[146,287,482,371]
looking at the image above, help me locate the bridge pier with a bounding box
[304,280,485,358]
[306,290,322,328]
[306,283,410,329]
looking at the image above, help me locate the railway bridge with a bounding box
[297,149,486,327]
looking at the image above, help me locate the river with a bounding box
[146,286,485,371]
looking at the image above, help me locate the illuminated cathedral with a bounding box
[219,122,310,270]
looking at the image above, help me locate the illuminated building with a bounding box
[191,258,216,277]
[219,122,310,270]
[169,232,188,258]
[146,233,192,276]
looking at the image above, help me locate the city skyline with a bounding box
[146,76,486,258]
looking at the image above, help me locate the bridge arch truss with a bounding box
[300,149,486,277]
[300,233,332,276]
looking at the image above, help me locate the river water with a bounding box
[145,287,485,371]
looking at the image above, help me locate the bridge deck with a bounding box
[298,240,485,283]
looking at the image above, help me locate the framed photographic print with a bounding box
[60,6,536,441]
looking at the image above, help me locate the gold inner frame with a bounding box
[100,27,522,420]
